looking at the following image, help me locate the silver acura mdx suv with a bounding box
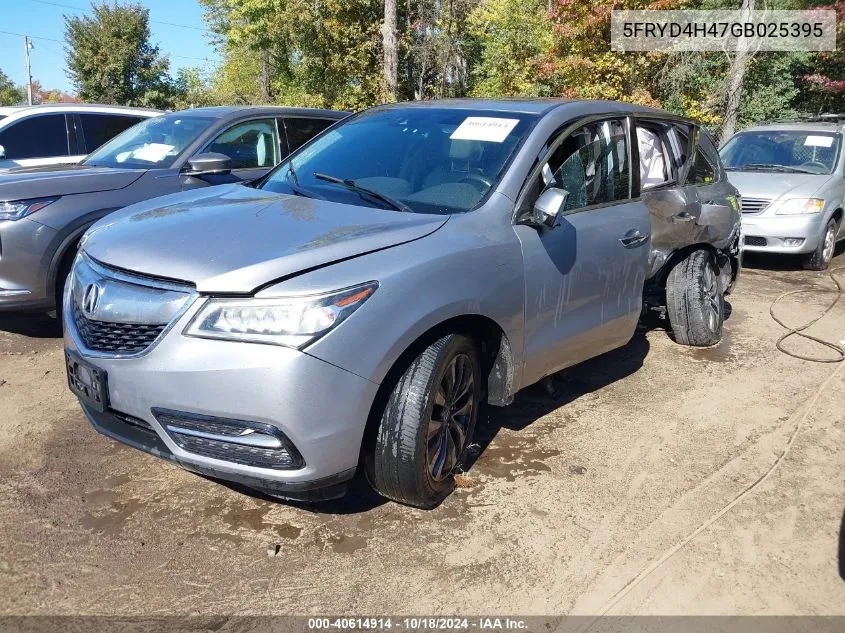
[720,116,845,270]
[64,100,741,508]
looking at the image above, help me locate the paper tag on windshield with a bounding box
[451,117,519,143]
[804,135,834,148]
[131,143,174,163]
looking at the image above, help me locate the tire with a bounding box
[52,251,75,323]
[803,218,837,271]
[370,334,481,509]
[666,249,725,347]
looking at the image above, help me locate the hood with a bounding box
[83,184,449,293]
[0,164,145,201]
[725,170,828,201]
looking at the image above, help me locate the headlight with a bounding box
[772,198,824,215]
[184,281,378,348]
[0,197,59,221]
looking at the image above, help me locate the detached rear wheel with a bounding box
[666,249,724,347]
[371,334,480,509]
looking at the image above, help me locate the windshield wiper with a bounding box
[732,163,815,174]
[313,171,413,213]
[285,161,323,199]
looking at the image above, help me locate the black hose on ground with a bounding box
[770,265,845,363]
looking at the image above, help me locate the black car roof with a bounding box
[171,106,348,120]
[371,98,696,124]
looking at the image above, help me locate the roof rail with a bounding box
[755,113,845,125]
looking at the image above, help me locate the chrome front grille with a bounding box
[740,197,771,215]
[71,302,167,354]
[68,253,196,357]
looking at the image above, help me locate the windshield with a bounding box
[83,114,214,169]
[260,107,537,214]
[720,130,841,175]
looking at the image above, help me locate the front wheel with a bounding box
[370,334,480,508]
[666,249,725,347]
[803,218,837,271]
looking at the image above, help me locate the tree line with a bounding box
[1,0,843,141]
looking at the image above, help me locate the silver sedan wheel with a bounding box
[822,224,836,265]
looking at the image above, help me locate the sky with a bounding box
[0,0,219,94]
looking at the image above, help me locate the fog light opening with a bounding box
[152,408,304,470]
[782,238,805,247]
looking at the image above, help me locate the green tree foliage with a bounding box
[468,0,552,97]
[0,69,25,106]
[200,0,384,110]
[64,2,175,108]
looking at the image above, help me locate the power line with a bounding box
[0,29,62,44]
[27,0,208,32]
[0,31,216,64]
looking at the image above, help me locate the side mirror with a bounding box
[531,187,568,228]
[0,145,6,160]
[183,152,233,177]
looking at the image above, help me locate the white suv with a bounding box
[0,103,161,170]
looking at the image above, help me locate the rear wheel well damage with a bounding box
[645,241,738,311]
[359,314,515,463]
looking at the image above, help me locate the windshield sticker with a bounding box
[450,117,519,143]
[122,143,175,163]
[804,135,834,148]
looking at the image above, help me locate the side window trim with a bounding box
[513,113,635,224]
[69,113,83,155]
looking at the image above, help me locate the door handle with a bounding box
[619,229,649,248]
[672,211,696,223]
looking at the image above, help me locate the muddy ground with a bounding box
[0,250,844,617]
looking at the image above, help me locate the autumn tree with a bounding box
[200,0,384,110]
[0,69,25,106]
[64,2,175,108]
[468,0,552,97]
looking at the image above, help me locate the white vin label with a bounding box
[450,117,519,143]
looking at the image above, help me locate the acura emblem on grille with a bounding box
[81,283,102,317]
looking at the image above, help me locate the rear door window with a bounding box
[80,114,144,153]
[690,129,719,185]
[635,123,675,190]
[0,114,69,159]
[281,117,335,154]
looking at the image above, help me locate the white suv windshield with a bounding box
[720,130,841,175]
[83,114,214,169]
[260,107,537,214]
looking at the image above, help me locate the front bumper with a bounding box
[64,297,379,500]
[741,213,826,254]
[0,218,57,311]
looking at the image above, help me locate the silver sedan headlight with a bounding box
[772,198,824,215]
[183,281,378,348]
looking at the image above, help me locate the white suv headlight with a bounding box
[772,198,824,215]
[184,282,378,348]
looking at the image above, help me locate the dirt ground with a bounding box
[0,250,844,617]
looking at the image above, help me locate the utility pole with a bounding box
[24,36,34,105]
